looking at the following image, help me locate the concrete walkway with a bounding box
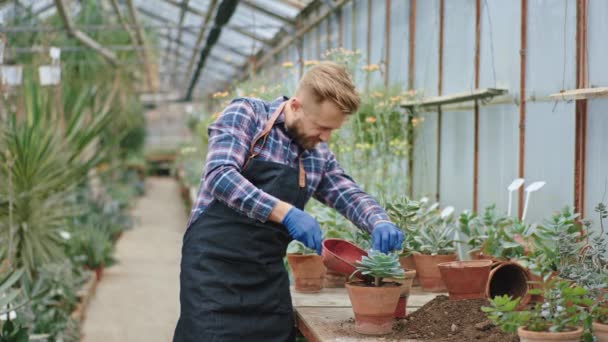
[82,177,186,342]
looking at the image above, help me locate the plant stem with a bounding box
[375,276,381,287]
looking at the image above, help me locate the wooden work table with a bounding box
[291,286,441,342]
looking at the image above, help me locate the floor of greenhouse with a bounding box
[82,177,186,342]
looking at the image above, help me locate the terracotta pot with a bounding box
[413,254,458,292]
[438,260,492,300]
[393,295,408,318]
[346,282,402,335]
[594,322,608,342]
[323,271,347,288]
[321,239,369,281]
[486,262,530,308]
[517,327,583,342]
[387,270,416,318]
[287,254,326,293]
[399,255,419,286]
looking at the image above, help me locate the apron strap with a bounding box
[244,101,306,188]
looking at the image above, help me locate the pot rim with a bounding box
[438,260,493,269]
[517,326,583,337]
[287,253,322,258]
[346,280,402,288]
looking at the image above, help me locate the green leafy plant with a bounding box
[458,204,514,254]
[19,261,87,341]
[66,227,115,270]
[353,250,404,287]
[413,206,457,255]
[0,319,28,342]
[483,279,592,334]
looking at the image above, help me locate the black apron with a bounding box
[174,102,310,342]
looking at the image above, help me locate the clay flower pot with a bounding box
[321,239,369,281]
[438,260,493,300]
[486,262,531,308]
[594,322,608,342]
[388,270,416,318]
[413,253,458,292]
[399,255,419,286]
[287,254,326,293]
[517,327,583,342]
[323,270,347,288]
[346,282,402,335]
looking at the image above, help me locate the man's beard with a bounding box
[286,119,319,150]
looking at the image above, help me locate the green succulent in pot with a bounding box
[352,250,404,287]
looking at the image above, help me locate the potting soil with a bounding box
[339,295,519,341]
[396,295,519,341]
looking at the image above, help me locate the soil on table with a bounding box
[340,295,519,341]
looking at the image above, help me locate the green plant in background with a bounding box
[66,227,115,271]
[384,196,421,256]
[353,250,404,287]
[19,261,87,342]
[412,205,458,256]
[458,204,514,255]
[483,279,592,334]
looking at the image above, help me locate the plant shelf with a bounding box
[401,88,508,108]
[549,87,608,101]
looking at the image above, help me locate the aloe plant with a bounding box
[354,250,404,287]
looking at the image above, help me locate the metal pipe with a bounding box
[473,0,481,212]
[53,0,118,66]
[517,0,527,218]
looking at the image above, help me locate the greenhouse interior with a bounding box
[0,0,607,341]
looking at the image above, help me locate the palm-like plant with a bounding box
[0,78,115,281]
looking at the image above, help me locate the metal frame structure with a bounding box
[0,0,318,98]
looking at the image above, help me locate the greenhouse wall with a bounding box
[254,0,607,231]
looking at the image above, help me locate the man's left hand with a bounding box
[371,223,404,253]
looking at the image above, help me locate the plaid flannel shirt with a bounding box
[187,96,391,233]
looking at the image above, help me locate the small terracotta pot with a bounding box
[413,253,458,292]
[486,262,530,308]
[438,260,493,300]
[387,270,416,318]
[321,239,368,281]
[323,270,347,288]
[399,255,419,286]
[517,327,583,342]
[594,322,608,342]
[393,295,408,318]
[346,282,402,335]
[287,254,326,293]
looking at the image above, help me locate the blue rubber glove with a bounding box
[371,223,404,253]
[282,207,323,255]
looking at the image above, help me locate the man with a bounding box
[173,62,404,341]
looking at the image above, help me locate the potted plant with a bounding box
[457,205,512,261]
[483,279,591,342]
[411,206,458,292]
[592,294,608,342]
[385,196,421,280]
[346,250,404,335]
[286,241,326,293]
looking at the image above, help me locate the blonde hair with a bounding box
[296,62,360,115]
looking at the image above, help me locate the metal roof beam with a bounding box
[240,0,295,26]
[53,0,118,66]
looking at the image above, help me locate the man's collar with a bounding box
[269,95,289,124]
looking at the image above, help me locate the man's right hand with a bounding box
[281,207,323,255]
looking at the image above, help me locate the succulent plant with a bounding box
[354,250,404,287]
